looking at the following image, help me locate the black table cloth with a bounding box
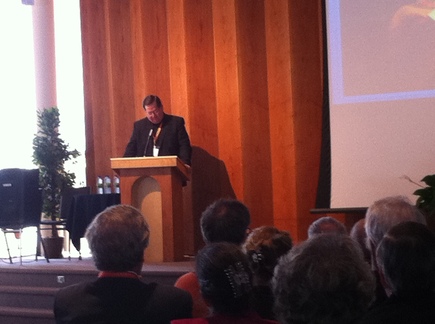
[66,193,121,252]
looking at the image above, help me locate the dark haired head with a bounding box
[376,221,435,296]
[196,242,253,316]
[243,226,293,282]
[142,95,162,109]
[200,198,250,245]
[350,218,371,263]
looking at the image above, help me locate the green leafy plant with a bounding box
[32,107,80,237]
[413,174,435,218]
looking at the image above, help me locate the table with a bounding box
[66,193,121,252]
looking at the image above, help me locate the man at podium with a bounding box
[124,94,192,166]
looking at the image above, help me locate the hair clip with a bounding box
[224,261,251,298]
[251,250,264,264]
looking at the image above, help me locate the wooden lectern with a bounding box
[111,156,190,262]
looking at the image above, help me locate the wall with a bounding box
[80,0,324,253]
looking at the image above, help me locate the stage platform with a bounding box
[0,255,195,323]
[0,255,195,286]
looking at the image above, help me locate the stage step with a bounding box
[0,267,97,288]
[0,286,57,310]
[0,306,53,324]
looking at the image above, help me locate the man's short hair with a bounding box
[307,216,347,238]
[85,204,150,272]
[142,94,162,108]
[273,234,375,324]
[376,221,435,295]
[200,198,250,245]
[365,195,426,250]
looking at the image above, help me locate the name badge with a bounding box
[153,145,160,157]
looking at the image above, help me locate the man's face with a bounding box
[145,103,164,124]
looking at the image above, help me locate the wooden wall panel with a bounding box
[106,0,136,159]
[130,0,146,115]
[80,0,323,248]
[212,0,244,199]
[135,0,171,106]
[288,0,323,240]
[81,0,113,186]
[166,0,189,119]
[264,0,298,237]
[234,0,274,226]
[183,0,223,251]
[165,0,194,254]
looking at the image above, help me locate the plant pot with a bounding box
[42,236,64,259]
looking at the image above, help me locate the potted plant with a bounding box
[413,174,435,229]
[32,107,80,258]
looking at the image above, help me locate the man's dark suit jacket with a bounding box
[54,277,193,324]
[123,114,192,166]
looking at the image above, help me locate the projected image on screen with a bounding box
[328,0,435,104]
[325,0,435,208]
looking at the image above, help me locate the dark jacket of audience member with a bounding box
[243,226,293,320]
[54,205,192,324]
[174,198,251,318]
[172,242,277,324]
[273,234,375,324]
[358,221,435,324]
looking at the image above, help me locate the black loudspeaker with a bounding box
[0,168,42,228]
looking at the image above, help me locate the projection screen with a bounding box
[325,0,435,208]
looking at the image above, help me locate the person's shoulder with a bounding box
[146,283,193,320]
[55,280,94,300]
[174,272,201,301]
[175,272,198,287]
[152,282,192,300]
[146,282,193,310]
[165,114,185,123]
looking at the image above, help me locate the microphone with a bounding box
[143,129,153,156]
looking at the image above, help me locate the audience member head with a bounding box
[196,242,253,316]
[350,218,371,263]
[200,198,251,245]
[376,221,435,297]
[85,204,150,272]
[273,234,375,324]
[243,226,293,284]
[365,195,426,265]
[307,216,347,238]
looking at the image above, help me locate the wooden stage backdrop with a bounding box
[80,0,325,254]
